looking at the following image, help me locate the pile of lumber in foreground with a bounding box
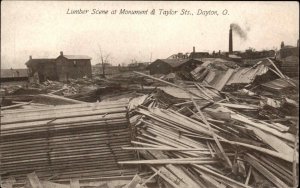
[1,101,137,182]
[118,72,299,188]
[1,171,151,188]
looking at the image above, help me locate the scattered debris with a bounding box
[1,57,298,188]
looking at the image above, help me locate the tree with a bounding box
[96,45,110,78]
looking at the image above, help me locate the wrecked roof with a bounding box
[226,64,269,85]
[202,63,269,90]
[157,86,220,99]
[242,58,270,66]
[152,59,191,68]
[261,77,298,93]
[194,58,237,68]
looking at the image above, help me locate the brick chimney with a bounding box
[29,55,32,60]
[281,41,284,49]
[229,26,233,53]
[193,46,195,53]
[60,51,63,56]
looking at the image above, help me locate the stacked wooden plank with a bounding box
[119,72,298,188]
[1,101,137,181]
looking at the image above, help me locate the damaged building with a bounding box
[147,58,203,75]
[26,51,92,83]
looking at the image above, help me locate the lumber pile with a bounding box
[1,101,137,182]
[1,171,149,188]
[118,71,299,188]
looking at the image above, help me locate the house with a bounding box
[127,62,149,71]
[277,41,299,77]
[25,51,92,82]
[279,56,299,77]
[25,58,57,83]
[189,52,210,59]
[147,59,203,75]
[278,41,299,59]
[0,68,29,82]
[56,52,92,81]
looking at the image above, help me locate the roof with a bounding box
[60,55,91,60]
[202,64,269,90]
[282,45,297,49]
[243,58,270,66]
[193,58,236,67]
[25,59,56,65]
[1,69,28,78]
[194,58,238,70]
[226,64,269,85]
[152,59,190,68]
[157,86,220,99]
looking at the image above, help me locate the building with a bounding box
[277,41,299,77]
[56,52,92,81]
[188,47,210,59]
[26,51,92,82]
[25,58,57,83]
[167,52,189,59]
[147,59,203,75]
[278,41,299,59]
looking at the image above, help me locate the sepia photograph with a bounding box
[1,1,299,188]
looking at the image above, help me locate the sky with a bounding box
[1,1,299,68]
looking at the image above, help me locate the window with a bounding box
[73,60,77,67]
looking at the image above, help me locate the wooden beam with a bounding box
[125,174,142,188]
[27,172,43,188]
[1,101,32,110]
[245,166,252,185]
[245,154,289,188]
[119,158,217,165]
[70,179,80,188]
[141,169,161,186]
[190,96,233,168]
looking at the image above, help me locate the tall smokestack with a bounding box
[193,46,195,53]
[229,26,233,53]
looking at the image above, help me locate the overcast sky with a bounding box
[1,1,299,68]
